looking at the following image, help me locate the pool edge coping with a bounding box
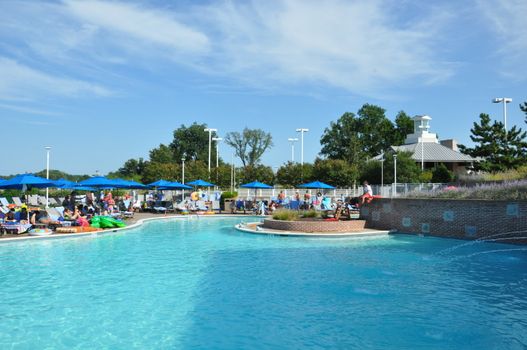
[235,222,391,238]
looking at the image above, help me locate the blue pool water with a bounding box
[0,217,526,349]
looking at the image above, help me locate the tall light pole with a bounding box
[287,137,298,162]
[393,153,397,197]
[204,128,217,175]
[212,137,223,168]
[295,128,309,166]
[45,146,51,208]
[181,154,186,199]
[492,97,512,132]
[380,151,384,188]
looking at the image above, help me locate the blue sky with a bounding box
[0,0,526,175]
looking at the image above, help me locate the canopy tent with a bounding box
[297,181,335,189]
[186,179,215,187]
[0,174,55,190]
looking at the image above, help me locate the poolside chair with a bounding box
[211,200,221,213]
[290,200,300,210]
[196,201,208,211]
[1,222,32,235]
[48,197,58,206]
[119,200,134,218]
[12,197,23,207]
[37,195,46,205]
[321,198,333,210]
[0,197,10,207]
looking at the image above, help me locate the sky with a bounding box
[0,0,526,176]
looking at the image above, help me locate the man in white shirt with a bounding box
[360,181,373,205]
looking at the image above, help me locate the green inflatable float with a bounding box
[90,216,126,229]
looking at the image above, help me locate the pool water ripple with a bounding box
[0,217,526,349]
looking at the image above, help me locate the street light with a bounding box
[212,137,223,168]
[287,137,298,162]
[45,146,51,208]
[418,125,426,171]
[393,153,397,197]
[295,128,309,166]
[181,154,186,199]
[492,97,512,132]
[204,128,217,175]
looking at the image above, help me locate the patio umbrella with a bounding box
[297,181,335,189]
[0,174,55,190]
[186,179,215,187]
[147,180,192,190]
[53,178,77,189]
[78,176,126,189]
[240,181,273,200]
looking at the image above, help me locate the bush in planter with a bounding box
[301,210,319,218]
[220,191,238,210]
[272,209,299,221]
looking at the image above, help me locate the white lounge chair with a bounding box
[28,195,39,206]
[0,197,9,207]
[212,200,221,213]
[12,197,23,207]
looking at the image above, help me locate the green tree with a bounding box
[276,162,313,187]
[312,159,359,187]
[521,101,527,123]
[356,104,395,156]
[238,164,275,185]
[359,160,383,185]
[432,163,454,183]
[393,111,414,145]
[184,160,209,183]
[320,112,364,164]
[169,123,216,162]
[141,162,179,184]
[382,151,421,183]
[149,144,174,163]
[34,169,90,182]
[459,113,527,172]
[224,128,273,167]
[116,158,147,178]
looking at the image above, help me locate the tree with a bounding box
[238,164,274,185]
[432,163,454,183]
[356,104,395,157]
[521,101,527,123]
[393,111,414,145]
[116,158,147,178]
[312,159,359,188]
[184,160,209,182]
[149,144,174,163]
[224,128,273,167]
[381,151,421,183]
[276,162,313,187]
[141,162,179,184]
[320,112,364,165]
[169,123,216,162]
[459,113,527,172]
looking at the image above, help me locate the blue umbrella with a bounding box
[148,180,192,190]
[298,181,335,189]
[53,178,77,189]
[79,176,126,189]
[187,179,215,187]
[240,181,273,189]
[121,179,147,189]
[0,174,55,190]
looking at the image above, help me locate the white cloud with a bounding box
[0,57,112,99]
[200,0,456,95]
[64,0,210,56]
[477,0,527,80]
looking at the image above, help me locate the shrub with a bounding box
[432,164,454,183]
[272,209,299,221]
[301,210,319,218]
[221,191,238,199]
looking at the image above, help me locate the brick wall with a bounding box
[263,219,366,233]
[361,198,527,242]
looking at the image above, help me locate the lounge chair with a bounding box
[1,221,32,235]
[289,200,300,210]
[12,197,23,207]
[0,197,10,207]
[196,201,208,211]
[211,200,221,213]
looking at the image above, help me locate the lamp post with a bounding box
[418,125,425,171]
[492,97,512,132]
[212,137,223,168]
[181,154,186,200]
[45,146,51,208]
[287,137,298,162]
[380,151,384,188]
[295,128,309,166]
[393,153,397,197]
[204,128,217,175]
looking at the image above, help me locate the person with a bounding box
[278,191,286,203]
[359,180,373,205]
[5,208,16,222]
[294,191,300,201]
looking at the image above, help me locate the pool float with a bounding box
[93,216,126,229]
[28,228,53,236]
[191,192,199,201]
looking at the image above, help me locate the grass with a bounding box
[301,209,319,218]
[272,209,299,221]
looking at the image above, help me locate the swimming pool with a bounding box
[1,217,526,349]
